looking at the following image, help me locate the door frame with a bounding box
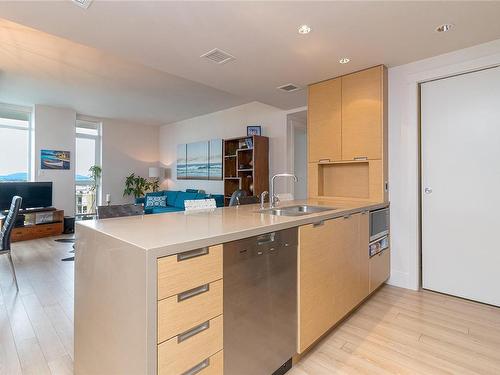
[286,108,307,198]
[417,64,500,290]
[389,44,500,291]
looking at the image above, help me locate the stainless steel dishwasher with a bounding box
[223,228,297,375]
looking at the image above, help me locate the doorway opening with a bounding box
[286,110,307,199]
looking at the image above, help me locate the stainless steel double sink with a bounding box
[259,205,336,217]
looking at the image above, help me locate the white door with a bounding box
[421,66,500,306]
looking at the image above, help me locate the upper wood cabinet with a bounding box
[307,78,342,163]
[341,66,385,160]
[298,212,369,353]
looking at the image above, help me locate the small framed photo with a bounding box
[247,125,262,136]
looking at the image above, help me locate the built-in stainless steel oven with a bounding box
[369,207,390,257]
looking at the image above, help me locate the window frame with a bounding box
[75,118,102,217]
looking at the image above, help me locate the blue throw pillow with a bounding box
[173,192,198,209]
[145,195,167,208]
[165,190,179,205]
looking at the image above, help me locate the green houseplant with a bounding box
[123,173,151,199]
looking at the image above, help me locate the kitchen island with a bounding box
[74,199,389,375]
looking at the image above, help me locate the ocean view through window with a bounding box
[0,105,32,182]
[75,119,101,217]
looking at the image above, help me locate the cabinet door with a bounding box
[341,66,383,160]
[369,248,390,293]
[330,213,365,322]
[308,78,342,163]
[298,213,368,352]
[298,219,336,352]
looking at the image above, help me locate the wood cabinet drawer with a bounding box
[369,248,390,293]
[158,245,222,301]
[158,279,223,343]
[158,315,223,375]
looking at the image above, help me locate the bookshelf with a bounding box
[223,135,269,206]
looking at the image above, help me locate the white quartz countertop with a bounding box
[76,199,388,258]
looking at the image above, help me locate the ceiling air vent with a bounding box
[277,83,301,92]
[71,0,93,9]
[200,48,236,64]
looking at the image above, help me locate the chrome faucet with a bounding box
[260,191,269,210]
[270,173,298,208]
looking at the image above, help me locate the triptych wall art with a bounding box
[176,139,222,180]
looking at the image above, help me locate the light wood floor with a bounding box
[2,238,500,375]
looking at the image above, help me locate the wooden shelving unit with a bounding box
[223,135,269,206]
[0,208,64,242]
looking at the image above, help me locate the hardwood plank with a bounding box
[4,236,500,375]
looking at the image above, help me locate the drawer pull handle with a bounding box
[313,221,324,227]
[182,358,210,375]
[177,321,210,343]
[318,158,331,163]
[177,247,209,262]
[354,156,368,161]
[178,284,210,302]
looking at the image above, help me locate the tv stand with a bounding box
[19,206,57,214]
[0,208,64,242]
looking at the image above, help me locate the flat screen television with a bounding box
[0,182,53,211]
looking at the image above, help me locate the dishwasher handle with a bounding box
[257,232,276,245]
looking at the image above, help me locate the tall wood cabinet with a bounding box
[298,212,369,353]
[307,65,388,202]
[307,78,342,163]
[341,66,384,160]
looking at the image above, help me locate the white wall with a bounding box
[388,38,500,290]
[159,102,296,194]
[32,106,160,215]
[34,105,76,216]
[101,119,159,205]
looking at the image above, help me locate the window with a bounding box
[0,105,32,182]
[75,119,101,217]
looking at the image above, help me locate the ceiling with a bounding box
[1,1,500,125]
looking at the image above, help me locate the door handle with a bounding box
[424,187,433,194]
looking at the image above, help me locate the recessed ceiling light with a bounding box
[436,24,454,32]
[339,58,350,64]
[298,24,311,35]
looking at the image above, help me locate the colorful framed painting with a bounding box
[247,125,262,136]
[41,150,70,170]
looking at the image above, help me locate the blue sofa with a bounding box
[136,189,224,214]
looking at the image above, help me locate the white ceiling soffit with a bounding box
[0,19,247,125]
[1,1,500,118]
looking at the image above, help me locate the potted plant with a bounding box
[123,173,150,199]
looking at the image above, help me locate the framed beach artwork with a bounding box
[176,139,223,181]
[176,144,187,180]
[209,139,223,180]
[186,141,209,180]
[41,150,70,170]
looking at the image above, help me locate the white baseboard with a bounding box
[387,270,417,290]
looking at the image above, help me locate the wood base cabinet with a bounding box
[298,212,369,353]
[157,245,224,375]
[369,247,390,293]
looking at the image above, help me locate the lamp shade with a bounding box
[149,167,161,178]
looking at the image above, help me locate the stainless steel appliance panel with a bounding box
[370,207,390,242]
[223,228,297,375]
